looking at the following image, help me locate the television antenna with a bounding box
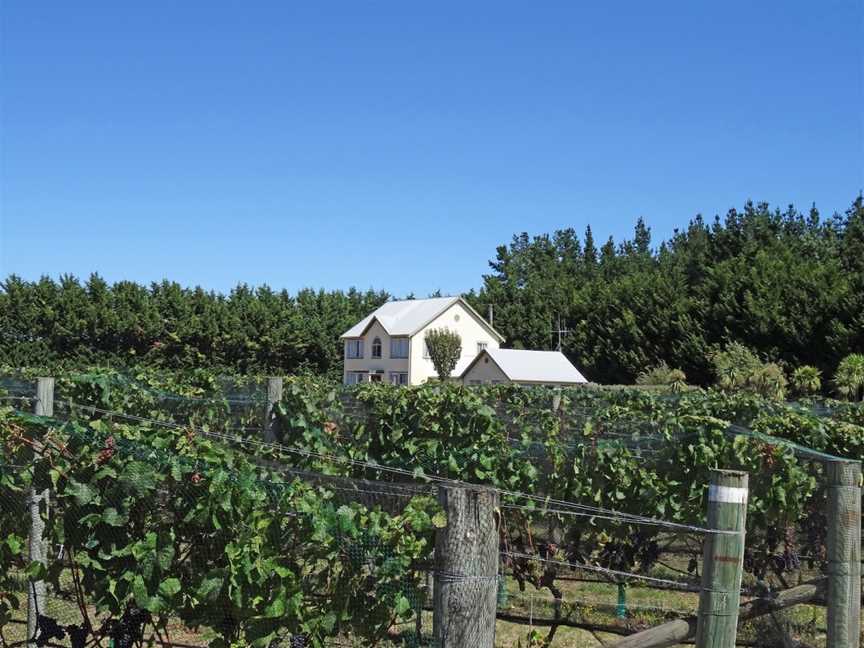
[551,314,570,352]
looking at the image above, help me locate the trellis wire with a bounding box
[36,398,738,537]
[502,551,708,590]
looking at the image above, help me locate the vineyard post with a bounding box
[27,377,54,648]
[825,459,861,648]
[432,484,499,647]
[264,377,283,443]
[695,469,748,648]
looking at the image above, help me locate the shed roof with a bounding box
[340,296,504,341]
[465,349,588,384]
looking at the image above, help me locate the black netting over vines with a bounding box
[2,374,861,646]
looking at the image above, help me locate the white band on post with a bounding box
[708,485,748,504]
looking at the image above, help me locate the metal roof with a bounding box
[467,348,588,384]
[340,296,504,341]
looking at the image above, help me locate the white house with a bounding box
[340,296,590,387]
[340,296,504,385]
[461,348,588,387]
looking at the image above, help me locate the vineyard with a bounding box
[0,369,862,647]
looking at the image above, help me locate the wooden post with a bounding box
[264,377,283,443]
[825,460,861,648]
[433,484,499,647]
[27,377,53,648]
[695,469,748,648]
[608,578,825,648]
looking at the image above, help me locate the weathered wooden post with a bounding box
[695,469,748,648]
[433,484,499,647]
[264,377,283,443]
[825,459,861,648]
[27,377,53,648]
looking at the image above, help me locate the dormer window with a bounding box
[371,337,382,358]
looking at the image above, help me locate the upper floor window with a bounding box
[477,342,488,354]
[390,338,409,359]
[346,339,364,359]
[371,337,382,358]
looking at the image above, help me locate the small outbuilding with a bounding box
[460,348,588,387]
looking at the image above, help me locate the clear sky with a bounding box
[1,2,862,297]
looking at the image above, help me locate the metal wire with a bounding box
[23,399,738,536]
[502,551,707,590]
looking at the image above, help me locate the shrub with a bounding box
[834,353,864,401]
[790,365,822,397]
[710,343,786,400]
[711,343,762,391]
[635,362,687,391]
[424,328,462,382]
[748,363,787,400]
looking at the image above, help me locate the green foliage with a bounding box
[710,343,763,391]
[834,353,864,401]
[424,328,462,382]
[0,401,437,647]
[790,365,822,397]
[270,379,859,584]
[0,276,388,379]
[635,361,687,390]
[710,343,787,400]
[3,197,863,387]
[747,363,788,401]
[468,197,864,384]
[3,371,864,644]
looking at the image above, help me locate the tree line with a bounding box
[467,196,864,386]
[0,278,388,377]
[1,196,862,387]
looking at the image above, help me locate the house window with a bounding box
[371,337,382,358]
[477,342,488,353]
[423,340,431,358]
[346,372,368,385]
[390,372,408,386]
[390,338,409,359]
[469,379,482,385]
[346,340,364,359]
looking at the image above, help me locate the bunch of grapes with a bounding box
[95,435,116,465]
[103,606,149,648]
[34,614,66,647]
[782,526,801,572]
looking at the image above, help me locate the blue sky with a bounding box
[1,2,862,297]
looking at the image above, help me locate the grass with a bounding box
[3,564,848,648]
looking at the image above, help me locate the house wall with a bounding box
[409,302,500,385]
[342,319,409,383]
[461,356,509,385]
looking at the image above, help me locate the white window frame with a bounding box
[346,371,368,385]
[389,372,408,386]
[371,337,382,358]
[346,339,364,359]
[390,337,409,359]
[423,340,431,358]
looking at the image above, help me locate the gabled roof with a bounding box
[462,348,588,384]
[340,296,505,342]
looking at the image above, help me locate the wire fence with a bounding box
[1,374,861,647]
